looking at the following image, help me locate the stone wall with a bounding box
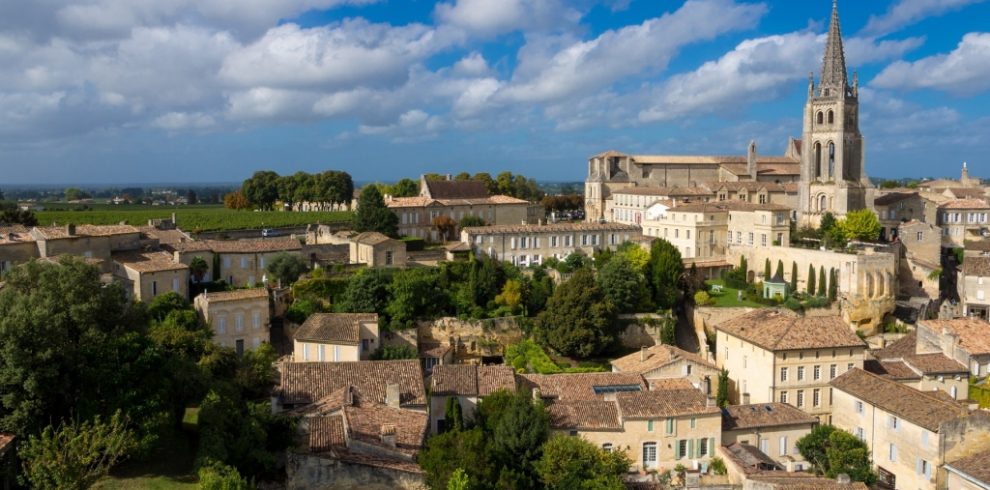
[939,411,990,488]
[287,453,426,490]
[417,316,525,350]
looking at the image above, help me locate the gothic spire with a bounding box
[819,0,848,95]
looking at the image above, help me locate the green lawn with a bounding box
[703,280,766,308]
[93,429,198,490]
[34,205,352,232]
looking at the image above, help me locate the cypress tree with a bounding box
[716,369,730,408]
[764,258,771,281]
[790,261,798,291]
[828,268,838,301]
[775,260,784,280]
[818,266,827,297]
[445,396,464,432]
[807,264,816,295]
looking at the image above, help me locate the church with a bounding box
[585,1,870,227]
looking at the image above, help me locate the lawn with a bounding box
[93,425,199,490]
[703,279,766,308]
[34,204,353,232]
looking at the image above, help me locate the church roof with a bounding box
[820,0,849,92]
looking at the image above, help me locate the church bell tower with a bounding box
[798,0,868,226]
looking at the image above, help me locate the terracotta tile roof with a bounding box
[873,332,917,359]
[712,181,792,193]
[423,179,489,199]
[307,413,347,452]
[352,232,396,246]
[921,179,961,189]
[948,188,987,199]
[418,342,451,359]
[174,241,213,253]
[546,400,622,430]
[205,237,302,253]
[614,382,719,419]
[519,372,646,401]
[919,318,990,355]
[199,288,269,302]
[720,162,801,176]
[112,251,189,273]
[333,448,425,474]
[721,403,818,431]
[670,200,792,213]
[874,192,918,206]
[939,199,990,210]
[0,433,14,458]
[430,365,516,396]
[745,474,868,489]
[295,313,377,344]
[386,195,529,208]
[904,353,967,374]
[0,225,34,243]
[138,226,192,246]
[342,398,428,457]
[613,186,713,197]
[863,359,919,380]
[963,256,990,277]
[717,310,866,351]
[946,450,990,485]
[277,360,426,407]
[462,222,641,235]
[723,442,781,473]
[32,224,140,239]
[611,344,716,374]
[830,368,968,431]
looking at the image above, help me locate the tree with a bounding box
[807,264,816,295]
[389,178,420,198]
[64,187,90,201]
[660,318,676,346]
[829,268,838,301]
[818,266,827,296]
[444,397,464,432]
[482,390,551,488]
[764,258,771,280]
[433,215,458,242]
[447,469,470,490]
[716,368,730,408]
[693,290,712,306]
[790,262,798,291]
[617,242,650,272]
[198,462,252,490]
[386,268,446,329]
[189,256,210,283]
[335,269,392,314]
[534,268,617,358]
[187,189,199,205]
[460,215,486,228]
[495,279,523,314]
[419,428,495,490]
[796,425,876,485]
[535,435,629,490]
[775,260,784,280]
[647,239,684,310]
[597,256,648,313]
[19,412,137,490]
[838,209,881,242]
[473,172,498,195]
[0,201,38,226]
[354,185,399,237]
[266,252,308,286]
[820,212,837,233]
[148,291,191,321]
[241,170,280,210]
[223,191,251,210]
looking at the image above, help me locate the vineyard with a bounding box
[34,205,353,232]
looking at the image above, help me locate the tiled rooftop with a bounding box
[386,195,529,208]
[874,192,918,206]
[612,186,713,197]
[939,198,990,210]
[611,344,716,374]
[0,225,34,243]
[614,382,718,419]
[519,372,646,401]
[423,179,489,199]
[745,474,868,489]
[295,313,378,344]
[277,360,426,407]
[352,232,395,245]
[717,310,866,351]
[430,365,516,397]
[721,403,818,431]
[205,237,302,253]
[302,388,429,458]
[963,255,990,277]
[918,318,990,355]
[32,224,140,239]
[112,251,189,273]
[946,450,990,485]
[199,288,269,302]
[830,368,969,432]
[462,222,641,235]
[546,400,622,431]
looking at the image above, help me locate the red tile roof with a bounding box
[430,365,516,397]
[611,344,716,374]
[721,403,818,431]
[519,372,646,401]
[423,179,490,199]
[277,360,426,407]
[830,368,969,431]
[717,310,866,351]
[546,400,622,431]
[614,381,719,419]
[295,313,377,344]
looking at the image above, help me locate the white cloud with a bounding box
[225,87,319,121]
[872,32,990,95]
[861,0,987,37]
[358,109,443,142]
[151,111,216,130]
[434,0,581,37]
[451,51,491,77]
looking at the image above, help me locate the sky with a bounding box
[1,0,989,185]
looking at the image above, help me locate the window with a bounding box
[252,312,261,329]
[602,443,613,453]
[152,281,158,296]
[172,278,179,292]
[690,417,696,429]
[235,314,244,332]
[235,339,244,356]
[385,251,394,265]
[813,365,821,380]
[240,257,248,268]
[856,427,865,441]
[759,438,769,454]
[678,440,688,460]
[889,443,897,462]
[848,363,854,371]
[830,364,837,379]
[797,366,805,381]
[217,317,226,335]
[918,459,931,479]
[699,438,709,457]
[796,390,804,408]
[665,418,675,435]
[780,391,788,404]
[318,345,325,362]
[888,416,899,431]
[761,234,767,246]
[647,420,654,432]
[643,443,657,469]
[921,430,929,448]
[779,436,788,456]
[259,256,266,269]
[917,231,924,241]
[813,389,821,407]
[780,367,788,382]
[748,232,754,245]
[855,400,864,414]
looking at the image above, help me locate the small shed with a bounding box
[763,270,788,300]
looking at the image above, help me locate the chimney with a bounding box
[747,140,758,180]
[66,224,76,236]
[380,424,397,448]
[641,345,648,362]
[532,387,542,401]
[386,383,401,408]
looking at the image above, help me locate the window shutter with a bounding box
[674,440,681,459]
[916,458,922,475]
[695,439,702,458]
[708,438,714,457]
[510,237,516,249]
[687,439,694,459]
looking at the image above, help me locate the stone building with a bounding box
[0,226,40,275]
[874,192,929,241]
[711,181,798,210]
[916,318,990,377]
[641,201,791,261]
[459,222,641,267]
[897,220,942,299]
[608,187,711,225]
[865,331,969,400]
[610,344,720,395]
[111,251,190,301]
[714,309,867,422]
[428,364,516,434]
[720,403,818,469]
[938,199,990,248]
[945,451,990,489]
[174,237,303,287]
[830,368,990,490]
[194,288,270,354]
[348,232,406,267]
[959,255,990,318]
[292,313,380,363]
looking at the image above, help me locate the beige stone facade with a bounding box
[720,403,818,468]
[866,332,969,400]
[898,220,942,298]
[194,288,271,354]
[608,187,710,225]
[715,310,867,422]
[111,251,189,301]
[175,238,303,287]
[610,344,720,395]
[959,255,990,319]
[349,232,406,267]
[874,192,930,241]
[292,313,380,362]
[938,199,990,248]
[640,201,790,261]
[460,222,641,267]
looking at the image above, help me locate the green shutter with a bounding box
[647,419,653,432]
[687,439,694,460]
[666,418,674,434]
[708,438,715,458]
[674,440,681,459]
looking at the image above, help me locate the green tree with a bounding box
[807,264,816,295]
[444,397,464,432]
[266,252,308,286]
[820,212,837,232]
[0,201,38,226]
[660,318,676,346]
[198,462,253,490]
[371,344,418,360]
[148,291,191,321]
[535,435,629,490]
[775,260,784,280]
[495,279,524,314]
[764,258,771,280]
[335,269,392,314]
[419,428,495,490]
[828,268,838,301]
[838,209,881,242]
[386,268,447,329]
[484,390,551,488]
[597,255,648,313]
[818,266,827,297]
[389,178,420,197]
[473,173,498,195]
[796,425,876,485]
[534,268,617,358]
[447,468,470,490]
[460,215,487,228]
[19,412,137,490]
[241,170,280,210]
[354,185,399,237]
[647,239,684,309]
[790,261,798,291]
[64,187,90,201]
[617,242,650,272]
[716,368,730,408]
[189,256,210,282]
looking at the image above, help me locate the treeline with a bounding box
[235,170,355,211]
[373,171,546,202]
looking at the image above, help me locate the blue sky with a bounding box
[1,0,989,185]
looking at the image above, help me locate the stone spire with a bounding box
[819,0,848,96]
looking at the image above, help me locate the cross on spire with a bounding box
[819,0,848,96]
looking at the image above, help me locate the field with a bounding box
[34,204,353,232]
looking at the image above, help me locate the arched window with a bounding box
[827,110,834,124]
[817,112,824,125]
[819,195,827,212]
[814,142,822,178]
[828,142,836,179]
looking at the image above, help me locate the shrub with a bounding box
[506,340,562,374]
[401,236,426,252]
[709,457,727,476]
[693,290,713,306]
[198,462,253,489]
[285,298,324,324]
[783,297,803,312]
[372,344,418,360]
